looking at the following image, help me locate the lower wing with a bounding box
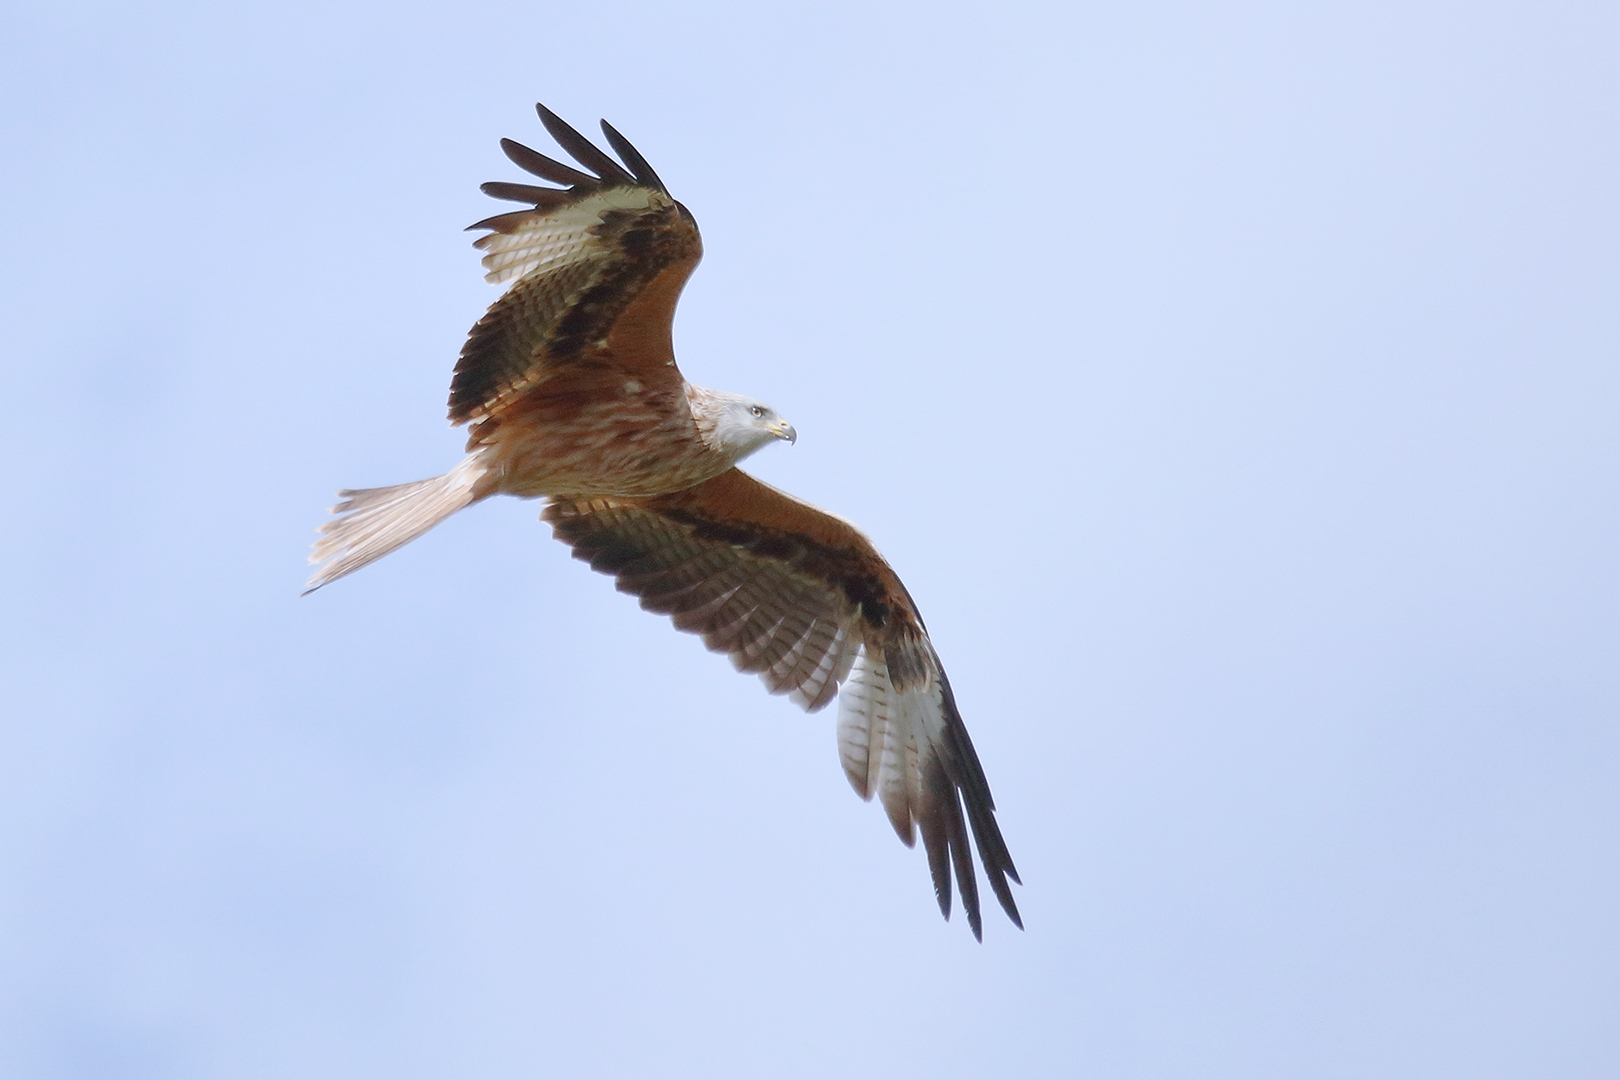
[543,468,1022,939]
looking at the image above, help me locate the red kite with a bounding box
[307,105,1021,938]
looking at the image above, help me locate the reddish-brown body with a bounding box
[473,367,730,499]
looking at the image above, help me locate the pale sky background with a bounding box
[1,1,1616,1077]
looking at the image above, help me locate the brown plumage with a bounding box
[306,104,1021,938]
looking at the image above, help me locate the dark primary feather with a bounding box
[536,103,637,187]
[499,137,598,188]
[939,671,1023,932]
[599,119,667,192]
[478,181,574,207]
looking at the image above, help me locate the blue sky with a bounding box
[1,1,1616,1077]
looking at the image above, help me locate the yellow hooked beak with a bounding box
[770,418,797,445]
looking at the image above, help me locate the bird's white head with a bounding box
[697,388,797,463]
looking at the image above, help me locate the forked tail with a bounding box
[304,455,488,594]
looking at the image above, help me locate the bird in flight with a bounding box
[306,104,1021,938]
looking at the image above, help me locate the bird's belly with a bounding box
[480,398,727,498]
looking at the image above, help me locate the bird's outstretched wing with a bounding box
[451,104,702,429]
[543,469,1022,939]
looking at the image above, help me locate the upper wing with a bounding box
[450,104,702,427]
[543,469,1022,939]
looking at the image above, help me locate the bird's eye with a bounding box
[750,405,765,418]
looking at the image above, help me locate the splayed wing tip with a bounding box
[535,102,636,187]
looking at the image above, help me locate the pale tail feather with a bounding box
[304,455,487,594]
